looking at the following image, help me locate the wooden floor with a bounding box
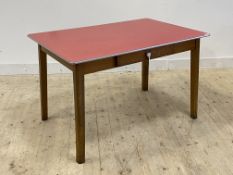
[0,69,233,175]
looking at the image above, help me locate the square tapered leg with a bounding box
[190,39,200,119]
[142,54,149,91]
[73,65,85,163]
[38,45,48,121]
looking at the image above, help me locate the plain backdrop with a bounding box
[0,0,233,73]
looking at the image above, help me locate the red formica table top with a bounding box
[28,18,208,64]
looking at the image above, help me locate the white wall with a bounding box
[0,0,233,74]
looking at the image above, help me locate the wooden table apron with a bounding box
[38,38,200,164]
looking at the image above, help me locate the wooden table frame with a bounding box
[38,38,200,164]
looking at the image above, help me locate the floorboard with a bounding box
[0,69,233,175]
